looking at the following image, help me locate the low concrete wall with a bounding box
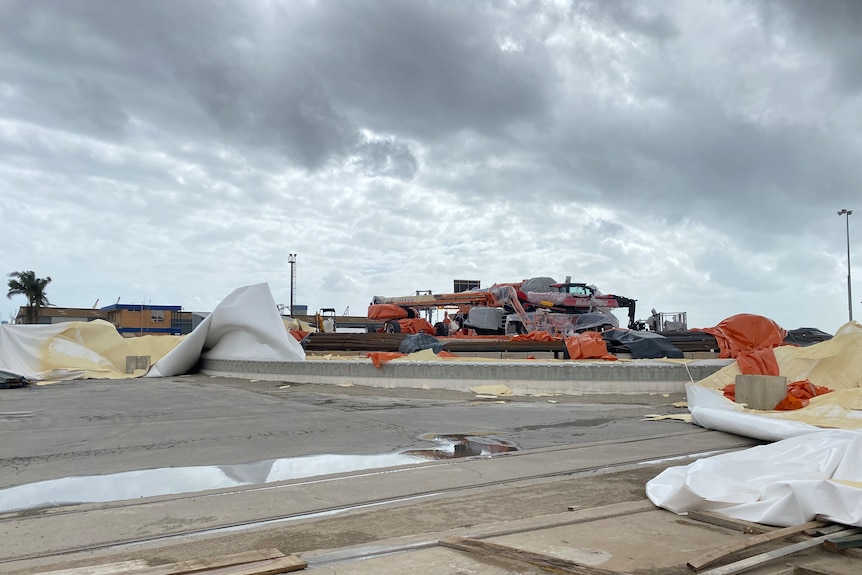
[200,358,732,395]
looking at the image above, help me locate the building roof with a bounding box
[100,304,182,312]
[16,306,108,320]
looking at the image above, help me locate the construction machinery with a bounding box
[315,308,337,332]
[368,290,507,335]
[370,276,638,337]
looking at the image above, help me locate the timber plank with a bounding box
[794,567,846,575]
[687,520,827,570]
[39,549,291,575]
[823,532,862,550]
[698,528,860,575]
[686,511,770,534]
[439,536,617,575]
[190,556,306,575]
[34,560,150,575]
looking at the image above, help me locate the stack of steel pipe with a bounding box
[302,332,407,352]
[301,331,731,355]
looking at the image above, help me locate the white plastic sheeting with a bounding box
[0,283,304,381]
[647,429,862,527]
[146,283,305,377]
[647,321,862,527]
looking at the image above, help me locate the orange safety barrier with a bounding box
[694,314,787,359]
[564,332,617,361]
[366,351,405,368]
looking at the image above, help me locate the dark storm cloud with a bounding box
[2,0,861,331]
[769,0,862,93]
[0,0,554,171]
[293,0,556,138]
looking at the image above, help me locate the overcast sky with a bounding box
[2,0,861,333]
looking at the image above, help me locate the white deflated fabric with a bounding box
[646,428,862,527]
[685,385,823,442]
[0,283,304,381]
[145,283,305,377]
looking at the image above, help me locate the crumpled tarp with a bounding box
[0,283,305,381]
[647,429,862,527]
[602,329,683,359]
[692,313,787,358]
[564,332,616,360]
[647,321,862,527]
[398,333,444,354]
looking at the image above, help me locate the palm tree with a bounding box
[7,271,52,324]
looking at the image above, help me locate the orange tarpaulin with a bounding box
[367,304,409,320]
[511,332,560,342]
[564,332,616,361]
[737,347,780,376]
[395,318,436,334]
[693,314,787,359]
[722,379,833,410]
[366,351,405,368]
[289,330,310,342]
[775,380,833,410]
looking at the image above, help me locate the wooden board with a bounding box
[190,556,307,575]
[686,510,772,534]
[33,560,150,575]
[34,549,302,575]
[823,532,862,550]
[687,520,827,570]
[794,566,847,575]
[440,536,618,575]
[697,528,860,575]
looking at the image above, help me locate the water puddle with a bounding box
[406,434,520,459]
[0,435,519,513]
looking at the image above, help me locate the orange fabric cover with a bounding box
[289,330,310,342]
[694,314,787,359]
[368,304,409,320]
[396,318,436,334]
[721,379,832,410]
[512,331,560,342]
[564,332,616,361]
[737,347,780,376]
[366,351,405,368]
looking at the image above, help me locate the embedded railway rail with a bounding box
[0,430,757,566]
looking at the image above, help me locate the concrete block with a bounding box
[125,355,151,374]
[735,374,788,410]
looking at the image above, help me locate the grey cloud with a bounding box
[768,0,862,93]
[296,0,555,138]
[578,0,679,41]
[354,140,418,180]
[70,77,129,138]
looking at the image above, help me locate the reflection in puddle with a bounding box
[406,434,520,459]
[0,435,519,513]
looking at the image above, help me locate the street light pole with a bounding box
[288,253,297,317]
[838,209,853,321]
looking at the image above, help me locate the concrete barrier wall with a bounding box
[200,358,732,395]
